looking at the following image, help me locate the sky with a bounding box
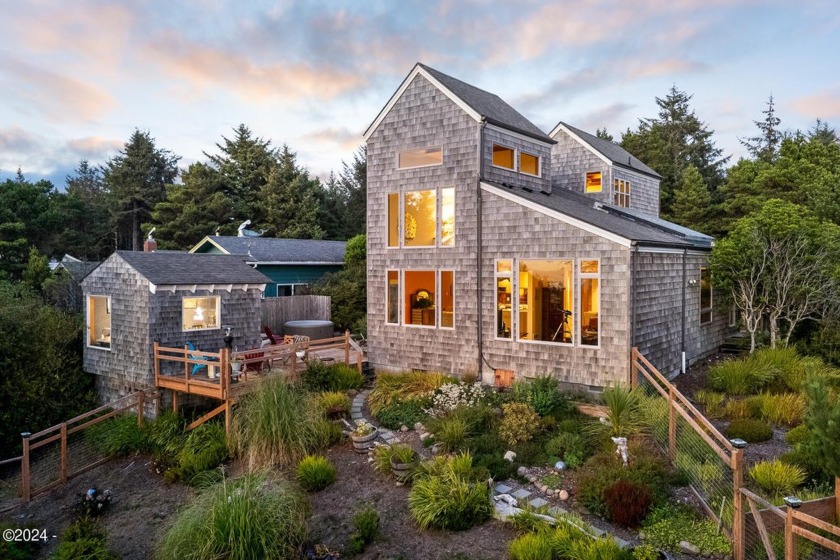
[1,0,839,188]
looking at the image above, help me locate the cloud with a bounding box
[300,127,362,152]
[65,137,125,160]
[0,127,41,153]
[793,86,840,120]
[573,103,636,133]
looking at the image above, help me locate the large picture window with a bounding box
[700,267,712,324]
[398,147,442,169]
[183,296,220,331]
[496,260,513,339]
[579,260,600,346]
[387,271,400,324]
[518,260,573,344]
[404,270,436,327]
[388,188,454,248]
[87,295,111,349]
[404,190,436,247]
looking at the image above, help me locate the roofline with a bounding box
[485,122,556,147]
[248,261,345,266]
[480,182,632,248]
[550,122,662,180]
[364,64,481,141]
[189,236,230,254]
[610,161,663,180]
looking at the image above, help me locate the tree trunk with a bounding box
[132,200,140,251]
[749,331,756,353]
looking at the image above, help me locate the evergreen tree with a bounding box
[670,165,711,233]
[316,171,347,240]
[104,130,180,251]
[0,171,55,278]
[807,118,839,146]
[595,128,614,142]
[740,95,783,162]
[338,146,367,238]
[22,247,51,293]
[258,146,325,239]
[52,160,112,259]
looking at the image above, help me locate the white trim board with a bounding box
[188,236,230,255]
[485,123,554,148]
[480,182,632,248]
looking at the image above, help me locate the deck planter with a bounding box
[390,455,418,482]
[351,430,378,454]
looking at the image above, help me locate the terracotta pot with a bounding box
[390,455,418,482]
[350,429,378,454]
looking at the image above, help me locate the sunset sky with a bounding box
[1,0,838,187]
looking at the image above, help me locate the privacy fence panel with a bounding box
[260,295,331,334]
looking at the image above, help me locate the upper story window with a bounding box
[398,147,442,169]
[388,188,454,248]
[183,296,220,331]
[614,179,630,208]
[585,172,602,193]
[700,267,713,325]
[492,144,515,169]
[519,152,540,177]
[87,295,111,349]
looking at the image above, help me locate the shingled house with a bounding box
[82,251,270,403]
[190,236,345,297]
[365,63,730,389]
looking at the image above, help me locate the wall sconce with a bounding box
[688,279,698,286]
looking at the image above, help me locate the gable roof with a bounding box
[191,236,346,265]
[551,122,661,179]
[111,251,272,285]
[481,180,711,249]
[56,255,100,282]
[365,63,554,144]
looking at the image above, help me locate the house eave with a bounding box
[248,261,344,266]
[188,236,230,254]
[148,283,266,294]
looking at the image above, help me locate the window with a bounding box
[441,188,455,247]
[496,260,513,339]
[728,307,738,328]
[87,295,111,349]
[492,144,515,169]
[277,284,307,296]
[585,172,602,193]
[404,270,436,327]
[440,271,454,328]
[388,193,399,247]
[183,296,220,331]
[614,179,630,208]
[404,190,436,247]
[579,260,600,346]
[520,152,540,176]
[398,147,442,169]
[387,271,400,324]
[518,260,573,344]
[700,267,712,325]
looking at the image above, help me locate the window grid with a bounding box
[613,178,630,208]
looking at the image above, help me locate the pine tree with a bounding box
[259,146,325,239]
[53,160,112,259]
[807,118,839,146]
[740,95,783,162]
[595,128,614,142]
[338,146,367,238]
[670,165,711,233]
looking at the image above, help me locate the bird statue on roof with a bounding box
[147,227,156,241]
[237,219,265,237]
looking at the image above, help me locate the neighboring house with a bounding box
[81,250,270,403]
[49,255,101,312]
[365,63,730,389]
[190,236,345,297]
[55,254,101,280]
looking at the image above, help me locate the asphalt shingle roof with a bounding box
[204,236,346,264]
[116,251,272,285]
[556,122,661,179]
[419,64,554,143]
[483,180,711,249]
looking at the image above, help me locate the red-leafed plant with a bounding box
[603,479,653,528]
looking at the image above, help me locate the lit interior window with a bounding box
[398,147,442,169]
[183,296,220,331]
[518,260,573,344]
[614,179,630,208]
[496,259,513,339]
[492,144,515,169]
[580,260,599,347]
[520,152,540,176]
[387,271,399,324]
[88,295,111,348]
[404,190,436,247]
[441,188,455,246]
[585,172,602,193]
[405,271,436,326]
[441,271,454,328]
[388,193,399,247]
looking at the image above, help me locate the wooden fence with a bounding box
[260,295,331,333]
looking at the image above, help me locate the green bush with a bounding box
[508,530,554,560]
[296,454,337,492]
[369,371,452,415]
[749,459,806,497]
[346,504,379,555]
[693,390,726,419]
[87,413,149,456]
[566,535,630,560]
[723,398,758,420]
[0,524,39,560]
[303,362,364,392]
[435,416,468,451]
[230,378,321,468]
[544,432,590,467]
[641,504,730,555]
[725,418,773,443]
[590,386,646,439]
[313,419,344,447]
[508,510,552,535]
[374,398,429,429]
[499,402,540,446]
[709,354,777,395]
[317,391,350,417]
[156,474,310,560]
[755,392,806,426]
[52,517,117,560]
[521,375,573,417]
[408,452,492,531]
[785,424,809,446]
[466,432,517,479]
[171,422,228,485]
[632,544,659,560]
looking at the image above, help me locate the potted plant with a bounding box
[389,444,418,482]
[230,355,243,377]
[350,420,378,454]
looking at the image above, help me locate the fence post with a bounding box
[835,475,839,525]
[784,506,796,560]
[630,347,638,388]
[20,432,31,503]
[344,330,350,365]
[153,341,160,386]
[732,448,745,560]
[137,391,145,427]
[60,423,68,483]
[668,385,676,461]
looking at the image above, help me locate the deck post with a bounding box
[172,390,178,414]
[224,400,231,438]
[153,341,160,386]
[344,330,350,365]
[668,385,676,461]
[835,476,839,524]
[59,423,68,483]
[629,347,638,388]
[732,448,745,560]
[221,348,229,400]
[21,432,31,503]
[137,391,145,427]
[784,506,796,559]
[357,350,362,374]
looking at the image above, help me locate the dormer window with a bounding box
[614,179,630,208]
[585,172,602,193]
[519,152,540,177]
[492,145,515,169]
[398,147,442,169]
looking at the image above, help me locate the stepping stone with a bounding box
[351,412,363,420]
[589,527,605,537]
[548,506,567,516]
[495,484,512,494]
[512,488,532,500]
[529,497,548,509]
[612,537,628,548]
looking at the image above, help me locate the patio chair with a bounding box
[187,341,217,377]
[263,325,278,345]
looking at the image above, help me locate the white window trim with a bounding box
[519,151,542,178]
[403,270,437,329]
[396,146,443,170]
[439,270,455,330]
[276,283,307,296]
[494,259,513,341]
[700,267,713,325]
[491,143,517,172]
[577,259,600,349]
[390,188,455,250]
[614,178,631,208]
[439,187,455,248]
[584,170,603,193]
[516,259,575,347]
[182,295,221,332]
[385,270,400,325]
[86,295,112,351]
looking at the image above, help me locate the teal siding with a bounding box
[261,265,342,297]
[193,243,226,255]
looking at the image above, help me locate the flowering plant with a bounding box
[351,419,376,437]
[424,382,487,416]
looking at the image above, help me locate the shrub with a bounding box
[346,504,379,555]
[749,459,806,497]
[499,402,540,446]
[369,371,452,415]
[313,419,344,447]
[87,413,149,456]
[521,375,572,417]
[374,397,429,429]
[641,504,731,555]
[296,454,337,492]
[508,531,554,560]
[172,422,228,485]
[467,432,517,479]
[709,355,776,395]
[372,444,397,473]
[545,432,589,466]
[331,364,365,390]
[725,418,773,443]
[156,474,309,560]
[230,378,321,468]
[408,453,493,531]
[757,392,806,426]
[603,479,653,528]
[566,536,631,560]
[785,424,809,446]
[557,419,581,434]
[318,391,350,417]
[633,544,659,560]
[303,362,364,392]
[435,416,468,451]
[591,386,646,439]
[426,381,488,415]
[508,510,552,535]
[391,443,418,464]
[693,390,726,419]
[52,517,116,560]
[723,398,758,420]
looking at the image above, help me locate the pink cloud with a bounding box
[65,137,124,159]
[794,87,840,120]
[300,127,362,152]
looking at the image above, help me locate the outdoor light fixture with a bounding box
[783,496,803,509]
[223,325,234,350]
[729,438,747,449]
[688,279,698,286]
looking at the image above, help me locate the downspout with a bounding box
[477,118,487,377]
[681,248,687,374]
[630,242,638,347]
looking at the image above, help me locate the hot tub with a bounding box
[284,320,335,340]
